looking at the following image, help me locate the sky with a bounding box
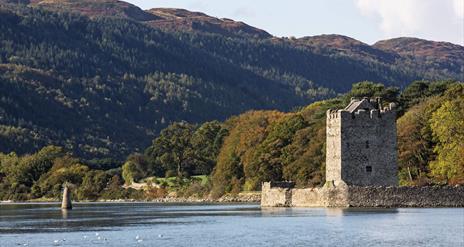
[126,0,464,45]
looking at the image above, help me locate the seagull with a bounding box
[83,235,88,239]
[95,232,100,236]
[137,239,143,243]
[135,235,140,240]
[158,234,163,238]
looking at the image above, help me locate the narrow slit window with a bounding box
[365,141,369,149]
[365,166,372,173]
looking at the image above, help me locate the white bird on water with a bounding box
[158,234,163,238]
[135,235,140,240]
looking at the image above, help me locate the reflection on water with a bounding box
[0,203,463,247]
[61,209,69,219]
[325,208,399,216]
[259,207,399,217]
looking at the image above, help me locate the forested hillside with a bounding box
[0,0,463,161]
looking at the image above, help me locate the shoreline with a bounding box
[0,192,261,204]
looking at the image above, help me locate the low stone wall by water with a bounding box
[261,182,464,207]
[261,182,293,206]
[347,186,464,207]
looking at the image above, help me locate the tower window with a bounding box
[365,141,369,149]
[365,166,372,172]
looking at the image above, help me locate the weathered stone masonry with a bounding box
[261,98,464,207]
[326,97,397,187]
[261,182,464,207]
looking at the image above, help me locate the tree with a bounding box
[346,81,399,104]
[399,80,457,111]
[397,101,436,184]
[146,122,196,177]
[246,114,307,190]
[78,170,109,200]
[190,121,228,175]
[36,160,90,199]
[429,90,464,184]
[121,154,148,184]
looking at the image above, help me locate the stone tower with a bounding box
[326,97,398,186]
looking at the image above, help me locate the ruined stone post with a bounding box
[61,184,72,210]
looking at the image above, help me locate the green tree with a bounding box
[399,80,457,111]
[190,121,228,175]
[78,170,109,200]
[35,157,89,199]
[346,81,399,104]
[429,87,464,184]
[121,154,148,184]
[146,122,196,177]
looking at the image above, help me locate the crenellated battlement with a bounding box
[327,98,397,121]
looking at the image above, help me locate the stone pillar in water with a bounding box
[61,184,72,210]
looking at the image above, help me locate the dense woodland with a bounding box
[0,1,463,161]
[1,81,462,201]
[0,1,463,200]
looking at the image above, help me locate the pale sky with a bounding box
[126,0,464,45]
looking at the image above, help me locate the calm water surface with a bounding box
[0,203,463,247]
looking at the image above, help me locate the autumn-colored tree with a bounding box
[397,99,437,185]
[212,111,285,195]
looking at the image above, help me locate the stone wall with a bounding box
[261,182,293,207]
[261,183,464,207]
[347,186,464,207]
[291,188,324,207]
[261,182,349,207]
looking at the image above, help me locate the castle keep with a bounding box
[261,98,464,208]
[326,97,397,187]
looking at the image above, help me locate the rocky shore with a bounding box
[148,192,261,203]
[102,192,261,203]
[0,192,262,204]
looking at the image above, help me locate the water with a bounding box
[0,203,463,247]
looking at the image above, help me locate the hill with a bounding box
[0,0,462,160]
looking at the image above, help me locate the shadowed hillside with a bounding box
[0,0,462,160]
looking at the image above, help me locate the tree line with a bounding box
[2,80,461,201]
